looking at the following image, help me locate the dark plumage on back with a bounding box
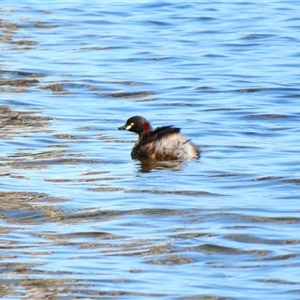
[140,126,180,144]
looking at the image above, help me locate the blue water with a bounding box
[0,1,300,299]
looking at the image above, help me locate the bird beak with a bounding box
[118,123,133,130]
[118,124,128,130]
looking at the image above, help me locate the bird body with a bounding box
[118,116,199,161]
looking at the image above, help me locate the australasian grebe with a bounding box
[118,116,200,161]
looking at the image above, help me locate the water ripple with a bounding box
[0,1,300,299]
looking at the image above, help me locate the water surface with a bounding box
[1,1,300,299]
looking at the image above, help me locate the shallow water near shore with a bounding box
[1,1,300,299]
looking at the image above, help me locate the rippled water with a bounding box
[1,1,300,299]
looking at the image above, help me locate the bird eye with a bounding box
[126,122,134,130]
